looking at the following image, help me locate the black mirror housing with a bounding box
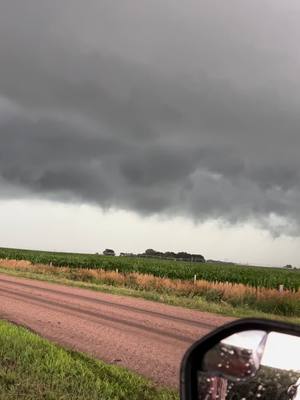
[180,318,300,400]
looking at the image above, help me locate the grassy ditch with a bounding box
[0,320,178,400]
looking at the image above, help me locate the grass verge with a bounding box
[0,319,178,400]
[0,264,300,325]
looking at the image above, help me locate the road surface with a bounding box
[0,273,231,387]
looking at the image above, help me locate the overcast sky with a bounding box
[1,1,300,266]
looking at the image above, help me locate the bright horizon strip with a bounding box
[1,199,300,267]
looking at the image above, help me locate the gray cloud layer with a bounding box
[1,0,300,234]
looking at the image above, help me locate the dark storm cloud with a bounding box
[1,0,300,234]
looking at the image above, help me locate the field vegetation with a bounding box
[0,320,177,400]
[0,247,299,290]
[1,259,300,318]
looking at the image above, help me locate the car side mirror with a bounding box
[180,318,300,400]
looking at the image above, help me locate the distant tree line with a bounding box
[120,248,205,263]
[103,249,116,256]
[102,248,205,262]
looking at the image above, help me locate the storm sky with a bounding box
[1,1,300,264]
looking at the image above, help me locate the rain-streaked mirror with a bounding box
[198,330,300,400]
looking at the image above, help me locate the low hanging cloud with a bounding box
[1,0,300,235]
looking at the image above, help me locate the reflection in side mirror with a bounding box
[180,319,300,400]
[198,331,300,400]
[202,330,267,381]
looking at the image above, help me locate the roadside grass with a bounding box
[0,320,178,400]
[0,261,300,324]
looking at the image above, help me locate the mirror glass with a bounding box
[198,330,300,400]
[202,330,268,381]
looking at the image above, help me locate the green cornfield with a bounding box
[0,247,299,291]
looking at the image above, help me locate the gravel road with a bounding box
[0,273,232,387]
